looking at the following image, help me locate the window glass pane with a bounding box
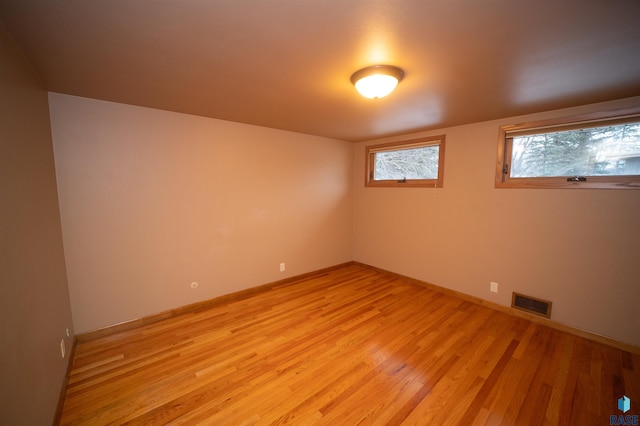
[510,123,640,177]
[374,145,439,180]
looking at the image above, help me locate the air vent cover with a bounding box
[511,292,552,318]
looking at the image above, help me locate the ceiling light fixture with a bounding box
[350,65,405,99]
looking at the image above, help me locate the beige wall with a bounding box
[353,96,640,347]
[47,85,639,346]
[0,27,74,424]
[49,93,354,334]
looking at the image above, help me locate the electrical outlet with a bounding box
[60,339,66,358]
[490,282,499,293]
[280,262,286,272]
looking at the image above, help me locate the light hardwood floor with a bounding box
[60,264,639,425]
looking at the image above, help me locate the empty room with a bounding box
[1,1,639,425]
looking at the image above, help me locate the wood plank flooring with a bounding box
[60,264,640,425]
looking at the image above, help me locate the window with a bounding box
[496,107,640,189]
[365,135,445,188]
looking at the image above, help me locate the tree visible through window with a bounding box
[511,123,640,178]
[496,108,640,189]
[365,135,445,187]
[374,145,440,180]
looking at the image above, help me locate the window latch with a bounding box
[567,176,587,182]
[503,164,509,175]
[398,177,407,183]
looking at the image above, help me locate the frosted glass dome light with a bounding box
[350,65,404,99]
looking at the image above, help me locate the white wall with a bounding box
[353,96,640,347]
[49,93,353,333]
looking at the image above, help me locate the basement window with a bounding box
[365,135,445,188]
[496,107,640,189]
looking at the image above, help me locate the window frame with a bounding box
[365,135,446,188]
[495,106,640,189]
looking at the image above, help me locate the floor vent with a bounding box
[511,292,552,318]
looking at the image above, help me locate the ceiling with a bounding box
[1,1,639,142]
